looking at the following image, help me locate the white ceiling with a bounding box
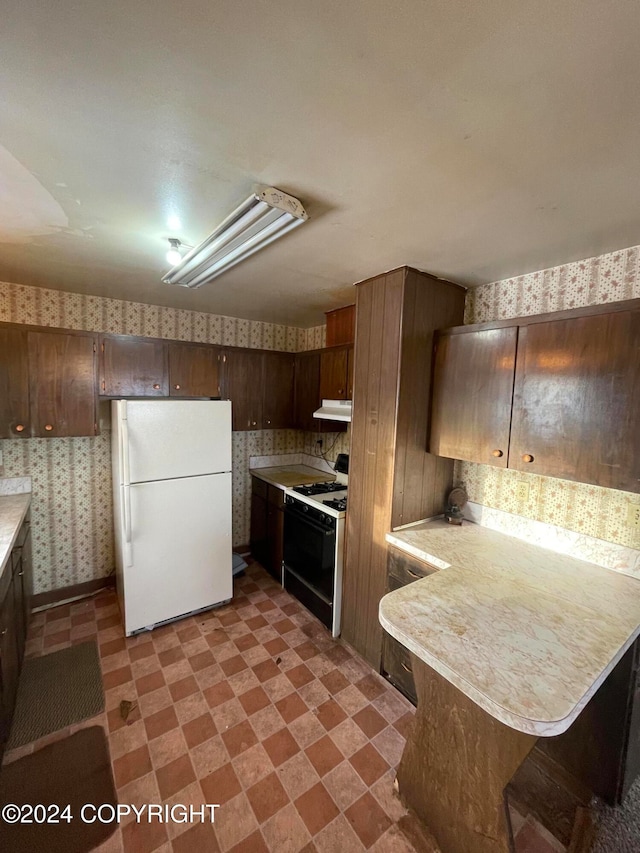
[1,0,639,327]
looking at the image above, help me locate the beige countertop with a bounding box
[380,519,640,736]
[249,464,335,489]
[0,494,31,577]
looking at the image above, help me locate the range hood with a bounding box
[313,399,352,422]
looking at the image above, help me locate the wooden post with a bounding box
[397,655,538,853]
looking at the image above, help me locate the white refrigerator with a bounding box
[111,399,233,636]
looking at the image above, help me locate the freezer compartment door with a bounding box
[121,472,232,635]
[117,399,232,483]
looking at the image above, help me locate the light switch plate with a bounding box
[628,505,640,529]
[516,482,529,502]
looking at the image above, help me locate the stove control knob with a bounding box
[302,505,308,513]
[319,514,326,524]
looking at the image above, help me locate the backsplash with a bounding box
[0,281,334,593]
[456,244,640,550]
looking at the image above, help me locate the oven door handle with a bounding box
[283,505,335,536]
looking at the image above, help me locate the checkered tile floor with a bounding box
[3,560,561,852]
[4,562,428,852]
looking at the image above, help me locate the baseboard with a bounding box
[32,576,116,610]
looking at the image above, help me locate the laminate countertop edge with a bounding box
[379,595,640,736]
[380,520,640,736]
[0,494,31,577]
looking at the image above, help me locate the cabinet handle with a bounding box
[400,661,412,674]
[266,419,271,426]
[338,388,344,395]
[45,424,53,431]
[522,454,534,463]
[0,628,6,637]
[174,384,181,390]
[18,571,24,577]
[252,421,257,427]
[492,449,503,458]
[406,568,422,580]
[15,424,25,432]
[153,384,160,390]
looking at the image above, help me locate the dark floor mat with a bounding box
[7,641,105,750]
[0,726,117,853]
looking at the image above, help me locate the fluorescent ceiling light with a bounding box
[162,185,308,289]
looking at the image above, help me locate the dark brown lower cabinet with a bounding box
[250,477,284,582]
[0,512,32,756]
[538,638,640,805]
[381,547,438,705]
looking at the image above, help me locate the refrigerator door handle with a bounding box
[123,485,133,567]
[121,411,131,487]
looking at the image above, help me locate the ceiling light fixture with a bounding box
[165,238,184,266]
[162,185,308,289]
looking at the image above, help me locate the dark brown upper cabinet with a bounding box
[0,327,30,439]
[294,351,321,432]
[510,308,640,491]
[222,349,263,431]
[261,352,294,429]
[293,350,348,433]
[319,346,351,400]
[168,342,221,398]
[429,300,640,493]
[28,331,97,437]
[325,304,355,347]
[100,335,168,397]
[429,327,518,467]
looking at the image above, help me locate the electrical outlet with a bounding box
[628,505,640,529]
[516,482,529,502]
[316,439,323,448]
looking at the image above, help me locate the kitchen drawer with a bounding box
[383,632,417,706]
[268,484,285,508]
[388,546,438,588]
[251,476,268,501]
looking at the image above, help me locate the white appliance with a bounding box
[111,399,233,636]
[282,462,349,637]
[313,399,352,422]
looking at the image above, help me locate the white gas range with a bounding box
[282,455,348,637]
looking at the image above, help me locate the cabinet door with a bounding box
[346,346,354,399]
[169,342,221,397]
[325,305,355,347]
[12,551,25,664]
[250,478,269,567]
[294,351,321,431]
[28,332,97,437]
[224,350,263,430]
[262,352,294,429]
[19,519,32,631]
[0,581,20,748]
[429,327,517,466]
[0,327,30,439]
[101,335,168,397]
[510,310,640,491]
[266,505,283,583]
[320,348,348,400]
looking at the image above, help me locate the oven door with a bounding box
[283,503,336,601]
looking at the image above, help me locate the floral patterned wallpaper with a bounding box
[0,281,332,593]
[455,244,640,549]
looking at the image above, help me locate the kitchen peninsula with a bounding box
[380,520,640,853]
